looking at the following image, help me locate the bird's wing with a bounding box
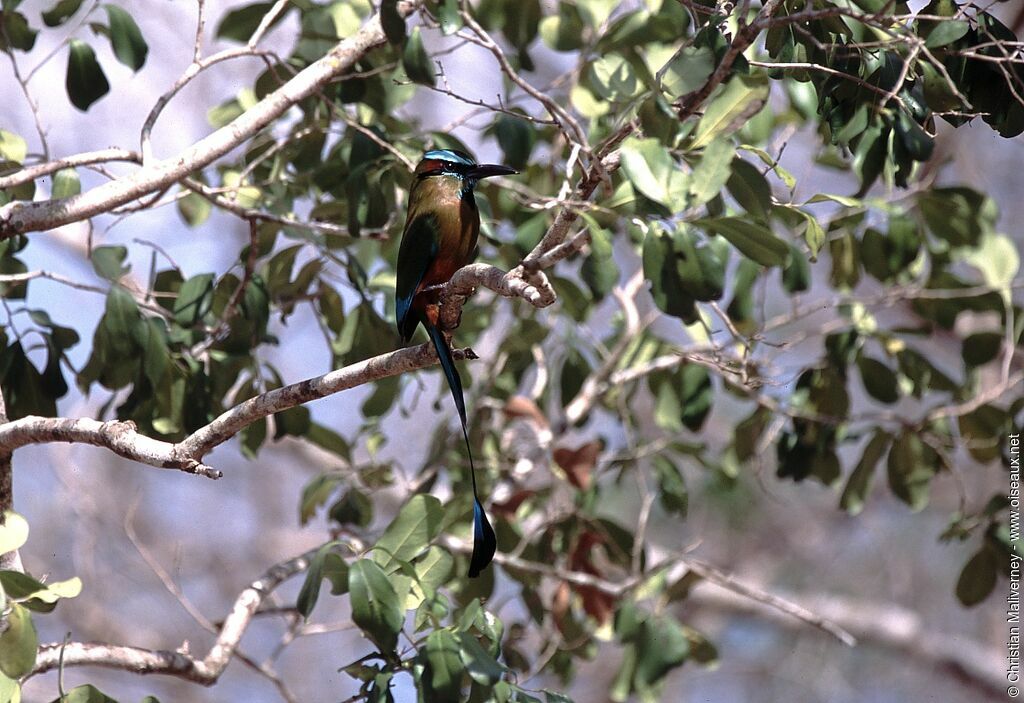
[395,211,440,341]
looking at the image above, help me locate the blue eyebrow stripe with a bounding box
[423,149,475,166]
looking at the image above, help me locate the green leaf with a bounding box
[642,226,698,323]
[543,691,574,703]
[329,489,373,528]
[421,630,464,701]
[840,431,890,515]
[459,631,504,685]
[886,432,936,511]
[959,404,1008,463]
[895,112,934,162]
[173,273,215,326]
[956,546,998,606]
[683,625,719,665]
[43,0,85,27]
[51,168,81,199]
[924,19,968,48]
[965,232,1019,301]
[437,0,462,35]
[857,355,899,404]
[372,495,443,572]
[104,4,148,71]
[273,404,310,440]
[1,342,56,418]
[0,512,29,554]
[692,75,769,149]
[725,157,772,219]
[688,139,735,206]
[0,12,37,52]
[349,559,403,652]
[407,546,454,609]
[322,553,350,596]
[782,244,811,293]
[679,363,712,431]
[90,245,129,281]
[918,187,997,247]
[492,114,535,171]
[539,3,585,52]
[697,217,789,267]
[559,347,589,407]
[653,456,687,516]
[776,206,823,263]
[652,374,683,432]
[48,684,118,703]
[591,53,640,100]
[634,617,689,687]
[298,474,343,525]
[0,673,18,703]
[297,542,343,619]
[138,318,168,388]
[619,137,675,207]
[962,332,1002,367]
[177,189,212,227]
[0,130,27,164]
[359,375,398,419]
[101,286,141,356]
[0,603,37,678]
[215,2,278,42]
[610,643,637,701]
[303,423,352,462]
[581,252,618,302]
[806,193,862,208]
[658,46,715,99]
[402,26,435,86]
[829,232,861,289]
[0,571,82,608]
[66,40,110,111]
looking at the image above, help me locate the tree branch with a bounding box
[691,587,1005,697]
[0,1,423,237]
[0,386,22,573]
[439,534,857,647]
[0,417,222,479]
[30,547,317,684]
[0,339,475,476]
[0,148,142,190]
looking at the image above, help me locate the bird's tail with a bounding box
[425,320,496,578]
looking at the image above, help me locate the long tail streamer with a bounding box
[425,321,496,577]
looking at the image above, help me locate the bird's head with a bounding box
[414,149,517,185]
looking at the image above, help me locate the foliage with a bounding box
[0,0,1022,701]
[0,512,81,699]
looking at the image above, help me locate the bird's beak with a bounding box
[468,163,517,180]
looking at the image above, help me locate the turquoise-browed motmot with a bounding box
[395,149,515,578]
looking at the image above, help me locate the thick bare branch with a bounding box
[0,339,473,475]
[0,1,423,237]
[31,547,316,684]
[178,340,471,458]
[0,417,222,479]
[0,148,142,190]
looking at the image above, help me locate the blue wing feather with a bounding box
[395,213,440,341]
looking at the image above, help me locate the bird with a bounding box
[395,148,516,578]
